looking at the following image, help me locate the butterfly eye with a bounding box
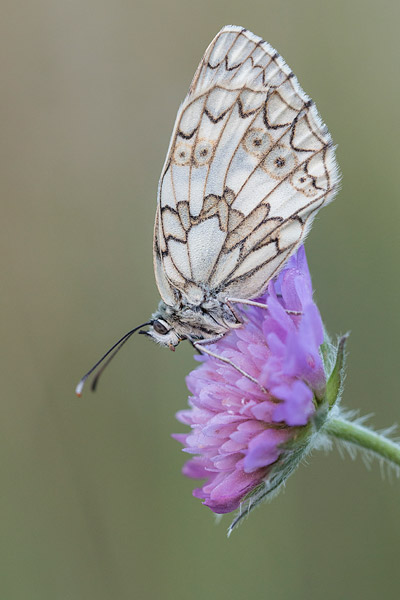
[153,320,170,335]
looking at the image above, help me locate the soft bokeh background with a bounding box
[1,1,399,598]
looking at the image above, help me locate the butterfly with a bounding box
[76,25,339,395]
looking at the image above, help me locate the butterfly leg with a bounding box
[193,338,267,394]
[227,297,302,316]
[190,334,224,354]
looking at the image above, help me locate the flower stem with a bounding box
[325,417,400,468]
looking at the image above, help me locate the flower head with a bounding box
[174,246,328,514]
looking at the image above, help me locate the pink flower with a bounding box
[174,246,327,514]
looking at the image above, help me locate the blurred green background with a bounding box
[1,1,399,598]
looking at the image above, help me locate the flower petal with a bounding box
[175,246,326,513]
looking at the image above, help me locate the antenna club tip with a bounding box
[74,322,149,396]
[75,381,85,397]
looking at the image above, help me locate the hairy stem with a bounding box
[325,417,400,468]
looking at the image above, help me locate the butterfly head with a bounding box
[142,319,182,351]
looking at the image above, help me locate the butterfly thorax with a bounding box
[146,298,242,348]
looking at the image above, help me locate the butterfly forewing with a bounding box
[154,25,339,305]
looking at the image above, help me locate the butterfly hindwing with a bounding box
[154,26,339,304]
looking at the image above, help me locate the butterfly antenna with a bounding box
[75,322,152,397]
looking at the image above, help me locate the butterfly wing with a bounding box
[154,25,339,305]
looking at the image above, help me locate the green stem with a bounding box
[325,417,400,468]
